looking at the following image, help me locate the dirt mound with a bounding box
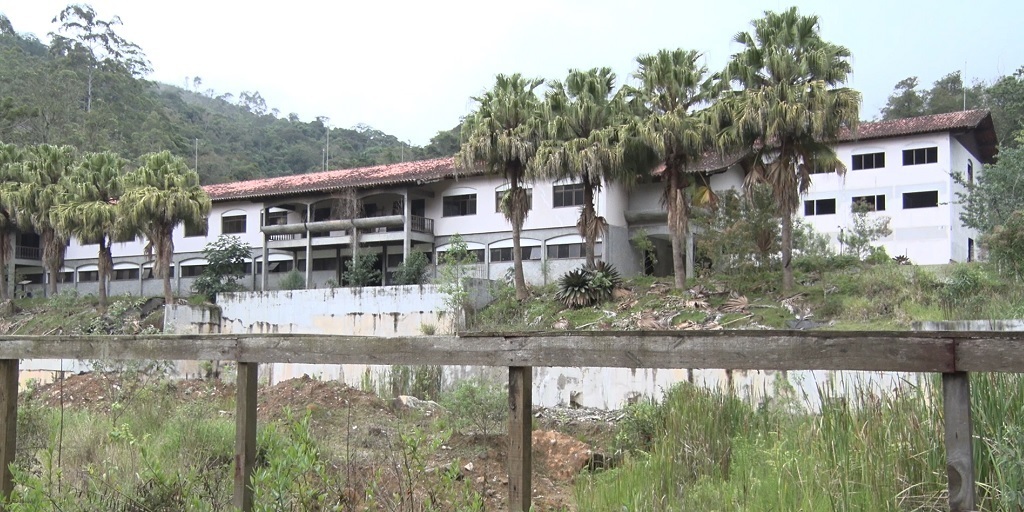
[258,375,388,420]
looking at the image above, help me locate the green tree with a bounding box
[627,49,719,289]
[838,201,893,260]
[392,251,429,285]
[880,77,926,120]
[191,235,252,301]
[51,151,128,312]
[0,143,24,300]
[342,253,381,287]
[987,68,1024,146]
[49,4,150,114]
[457,74,544,300]
[437,233,478,330]
[957,140,1024,236]
[722,7,861,292]
[120,151,211,304]
[535,68,635,268]
[15,144,76,296]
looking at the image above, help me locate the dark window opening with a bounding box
[553,184,585,208]
[490,246,542,262]
[180,265,206,278]
[852,195,886,212]
[78,270,99,282]
[803,198,837,216]
[902,191,939,209]
[442,194,477,217]
[852,152,885,170]
[437,249,484,263]
[902,147,938,166]
[312,258,338,271]
[144,266,174,279]
[495,189,533,213]
[967,159,974,185]
[547,243,599,259]
[222,214,247,234]
[112,268,140,281]
[185,219,208,237]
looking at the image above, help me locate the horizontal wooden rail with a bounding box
[2,329,1022,372]
[1,329,1022,511]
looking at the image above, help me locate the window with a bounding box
[490,247,542,262]
[852,152,885,170]
[852,195,886,212]
[180,265,206,277]
[58,271,74,283]
[803,198,837,216]
[553,184,585,208]
[437,249,484,263]
[442,194,477,217]
[253,260,294,274]
[265,211,288,226]
[144,266,174,279]
[185,219,208,237]
[495,188,533,213]
[902,190,939,209]
[312,258,338,271]
[78,270,99,282]
[902,147,938,166]
[112,268,140,281]
[967,159,974,185]
[548,243,582,259]
[222,214,247,234]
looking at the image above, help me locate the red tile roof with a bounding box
[840,109,997,163]
[205,110,997,202]
[840,109,991,141]
[205,157,469,201]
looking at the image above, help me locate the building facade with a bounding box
[10,110,997,297]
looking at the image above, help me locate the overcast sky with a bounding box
[3,0,1021,146]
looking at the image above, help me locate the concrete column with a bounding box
[305,204,312,288]
[403,189,411,262]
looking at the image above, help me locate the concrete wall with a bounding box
[217,280,492,337]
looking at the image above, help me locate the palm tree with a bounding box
[457,74,544,300]
[120,151,211,305]
[0,143,24,301]
[535,68,645,268]
[16,144,76,296]
[722,7,861,292]
[627,49,719,289]
[51,151,129,313]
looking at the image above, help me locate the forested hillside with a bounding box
[0,8,459,184]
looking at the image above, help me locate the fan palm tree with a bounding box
[457,74,544,300]
[120,151,211,305]
[536,68,652,268]
[627,49,719,289]
[16,144,76,296]
[0,143,24,301]
[51,151,129,313]
[722,7,861,292]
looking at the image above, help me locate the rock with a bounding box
[463,462,474,473]
[0,300,18,317]
[532,430,604,481]
[786,319,823,330]
[392,395,443,413]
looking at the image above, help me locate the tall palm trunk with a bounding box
[40,228,65,297]
[153,223,175,305]
[581,175,597,268]
[0,231,10,301]
[507,163,529,301]
[666,170,691,289]
[97,240,111,314]
[781,210,794,292]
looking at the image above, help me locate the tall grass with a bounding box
[577,373,1024,511]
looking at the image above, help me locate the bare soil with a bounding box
[28,372,620,511]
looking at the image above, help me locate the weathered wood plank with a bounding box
[943,372,976,512]
[0,335,238,361]
[233,362,258,512]
[955,337,1024,372]
[2,330,1024,372]
[0,360,16,505]
[508,366,532,512]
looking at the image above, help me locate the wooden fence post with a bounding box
[943,371,976,512]
[508,366,532,512]
[234,362,258,511]
[0,360,17,507]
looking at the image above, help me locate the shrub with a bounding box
[342,253,381,287]
[278,270,305,290]
[555,263,622,309]
[442,378,506,437]
[391,251,429,285]
[191,235,252,301]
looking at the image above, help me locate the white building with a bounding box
[9,109,997,297]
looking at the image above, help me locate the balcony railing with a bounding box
[15,246,40,260]
[411,216,433,234]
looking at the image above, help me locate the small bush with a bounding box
[442,378,506,437]
[278,270,305,290]
[343,253,382,287]
[555,263,622,309]
[391,251,429,285]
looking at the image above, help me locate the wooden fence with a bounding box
[1,329,1022,511]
